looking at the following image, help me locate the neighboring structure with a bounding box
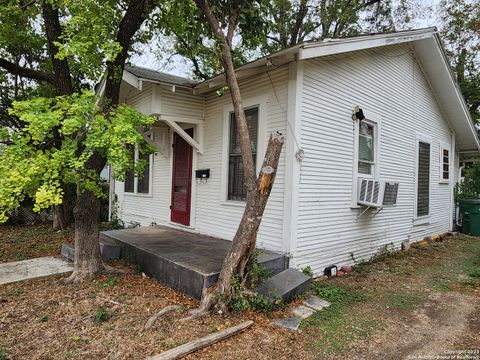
[110,28,480,276]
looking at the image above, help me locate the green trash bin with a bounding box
[458,199,480,236]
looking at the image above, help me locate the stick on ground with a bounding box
[147,320,254,360]
[144,305,181,330]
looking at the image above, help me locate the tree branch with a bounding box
[104,0,156,106]
[41,1,73,95]
[0,58,54,84]
[193,0,256,193]
[227,8,240,45]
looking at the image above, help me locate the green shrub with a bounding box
[93,307,110,323]
[228,275,275,313]
[455,162,480,200]
[301,266,314,278]
[245,251,271,288]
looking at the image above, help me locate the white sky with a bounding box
[131,0,442,79]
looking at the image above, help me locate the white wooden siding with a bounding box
[295,44,455,274]
[114,68,289,252]
[193,67,289,251]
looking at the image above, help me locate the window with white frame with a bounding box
[358,121,376,176]
[416,141,430,217]
[440,144,450,182]
[228,106,258,201]
[124,145,152,195]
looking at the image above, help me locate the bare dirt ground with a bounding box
[0,225,479,359]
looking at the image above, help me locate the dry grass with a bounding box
[0,226,479,359]
[0,224,73,263]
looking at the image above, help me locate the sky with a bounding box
[131,0,442,79]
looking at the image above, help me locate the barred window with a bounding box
[228,107,258,201]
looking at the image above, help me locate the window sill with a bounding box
[123,192,153,198]
[439,180,450,185]
[413,217,430,226]
[221,200,246,208]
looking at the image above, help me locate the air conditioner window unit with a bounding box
[357,178,399,208]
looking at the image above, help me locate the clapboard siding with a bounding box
[193,66,289,251]
[115,67,289,252]
[161,87,204,118]
[295,45,454,274]
[116,84,205,227]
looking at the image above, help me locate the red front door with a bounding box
[171,129,193,226]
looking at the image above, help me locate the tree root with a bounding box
[64,269,92,284]
[144,305,181,330]
[103,264,131,275]
[179,291,226,322]
[179,308,209,322]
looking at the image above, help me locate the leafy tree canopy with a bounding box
[0,91,155,222]
[0,0,160,223]
[440,0,480,124]
[157,0,429,79]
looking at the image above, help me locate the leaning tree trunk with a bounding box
[65,189,103,283]
[189,0,286,315]
[198,133,284,313]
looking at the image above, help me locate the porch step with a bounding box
[60,240,121,262]
[254,268,311,304]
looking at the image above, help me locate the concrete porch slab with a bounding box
[101,226,288,299]
[0,257,73,285]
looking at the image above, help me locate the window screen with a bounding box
[124,145,135,193]
[417,141,430,217]
[228,107,258,201]
[137,152,150,194]
[358,122,375,175]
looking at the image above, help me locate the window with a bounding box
[137,152,150,194]
[440,145,450,181]
[358,121,376,175]
[417,141,430,217]
[124,145,151,195]
[228,107,258,201]
[124,145,135,193]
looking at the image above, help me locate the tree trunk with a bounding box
[198,133,284,312]
[190,0,286,315]
[52,204,68,231]
[65,188,103,283]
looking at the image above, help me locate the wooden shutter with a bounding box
[417,141,430,217]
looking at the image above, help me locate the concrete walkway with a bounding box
[0,257,73,285]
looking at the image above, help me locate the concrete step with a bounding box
[254,268,311,304]
[257,251,289,277]
[61,241,121,262]
[99,227,289,299]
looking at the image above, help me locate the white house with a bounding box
[110,28,480,276]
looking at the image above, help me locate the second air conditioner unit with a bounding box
[357,178,399,208]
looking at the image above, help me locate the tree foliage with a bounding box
[440,0,480,124]
[158,0,431,79]
[0,91,155,222]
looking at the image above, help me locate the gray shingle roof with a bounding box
[124,65,197,87]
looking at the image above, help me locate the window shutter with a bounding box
[417,141,430,217]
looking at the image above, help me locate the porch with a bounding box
[100,226,288,299]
